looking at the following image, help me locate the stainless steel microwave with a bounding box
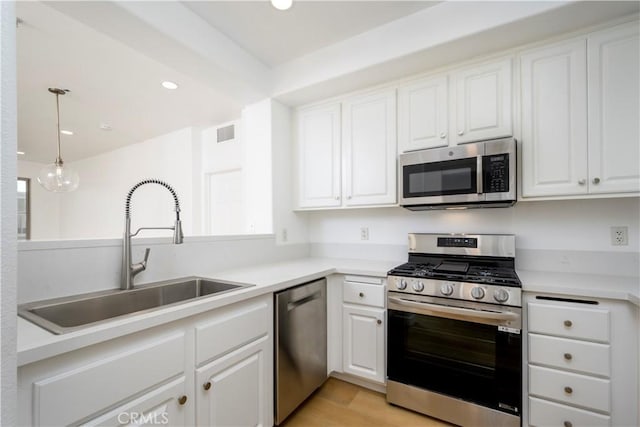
[399,138,517,210]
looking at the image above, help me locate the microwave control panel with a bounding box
[483,154,509,193]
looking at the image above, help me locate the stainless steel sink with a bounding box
[18,277,253,334]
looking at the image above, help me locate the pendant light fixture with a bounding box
[37,88,79,192]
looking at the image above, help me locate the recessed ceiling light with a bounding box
[162,81,178,90]
[271,0,292,10]
[17,151,25,155]
[99,123,112,131]
[60,130,74,136]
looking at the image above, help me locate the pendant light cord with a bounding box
[55,91,63,166]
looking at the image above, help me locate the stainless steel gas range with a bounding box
[386,233,522,427]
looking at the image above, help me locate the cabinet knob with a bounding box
[564,320,573,327]
[457,130,464,136]
[178,395,188,405]
[335,196,340,200]
[439,132,447,139]
[347,195,352,200]
[377,319,382,325]
[578,179,586,185]
[203,381,212,391]
[592,177,601,184]
[564,421,573,427]
[564,353,573,361]
[564,386,573,394]
[358,292,364,298]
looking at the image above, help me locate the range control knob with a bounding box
[413,281,425,292]
[397,279,408,290]
[471,287,485,300]
[440,283,454,296]
[493,288,509,303]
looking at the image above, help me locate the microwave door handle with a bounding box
[388,296,518,322]
[477,155,483,194]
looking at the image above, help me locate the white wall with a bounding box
[308,197,640,260]
[0,1,18,423]
[17,160,61,240]
[271,99,309,244]
[241,99,273,234]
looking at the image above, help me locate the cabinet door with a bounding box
[451,58,512,144]
[342,304,385,383]
[82,377,190,426]
[588,22,640,194]
[521,39,588,197]
[398,75,448,151]
[342,89,397,206]
[295,103,342,208]
[196,337,271,427]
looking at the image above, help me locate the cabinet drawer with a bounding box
[529,365,610,413]
[34,333,185,426]
[529,396,610,427]
[195,297,270,366]
[528,302,610,342]
[529,333,611,377]
[343,281,384,308]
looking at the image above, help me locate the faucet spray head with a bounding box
[173,220,183,244]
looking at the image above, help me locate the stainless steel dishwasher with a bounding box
[274,278,327,425]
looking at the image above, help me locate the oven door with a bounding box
[387,293,521,416]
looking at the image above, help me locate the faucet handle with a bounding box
[142,248,151,266]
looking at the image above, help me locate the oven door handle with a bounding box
[388,296,519,323]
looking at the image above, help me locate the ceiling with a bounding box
[182,1,436,66]
[16,1,639,164]
[17,1,436,163]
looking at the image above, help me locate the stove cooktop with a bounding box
[388,261,521,287]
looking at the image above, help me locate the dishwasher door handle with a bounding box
[287,291,322,311]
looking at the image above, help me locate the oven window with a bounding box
[403,158,477,198]
[387,309,521,414]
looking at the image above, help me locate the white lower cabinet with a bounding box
[196,336,270,427]
[525,294,638,427]
[18,294,273,427]
[84,377,189,426]
[341,276,386,384]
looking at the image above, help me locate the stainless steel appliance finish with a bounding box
[275,279,327,425]
[18,277,252,334]
[399,137,516,209]
[387,380,520,427]
[386,233,522,426]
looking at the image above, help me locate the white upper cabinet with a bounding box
[397,75,449,151]
[342,89,397,206]
[451,58,513,145]
[520,39,589,197]
[295,103,342,208]
[587,22,640,194]
[521,20,640,199]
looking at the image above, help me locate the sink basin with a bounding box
[18,277,253,335]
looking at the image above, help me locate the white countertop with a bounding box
[17,257,397,367]
[518,269,640,306]
[17,256,639,367]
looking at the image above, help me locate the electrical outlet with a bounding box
[611,226,628,246]
[282,228,288,242]
[360,227,369,241]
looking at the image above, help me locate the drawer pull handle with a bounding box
[203,382,212,391]
[564,386,573,394]
[178,395,188,405]
[564,320,573,327]
[564,422,572,427]
[359,292,364,298]
[564,353,573,361]
[377,319,382,325]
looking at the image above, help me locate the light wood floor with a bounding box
[281,378,453,427]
